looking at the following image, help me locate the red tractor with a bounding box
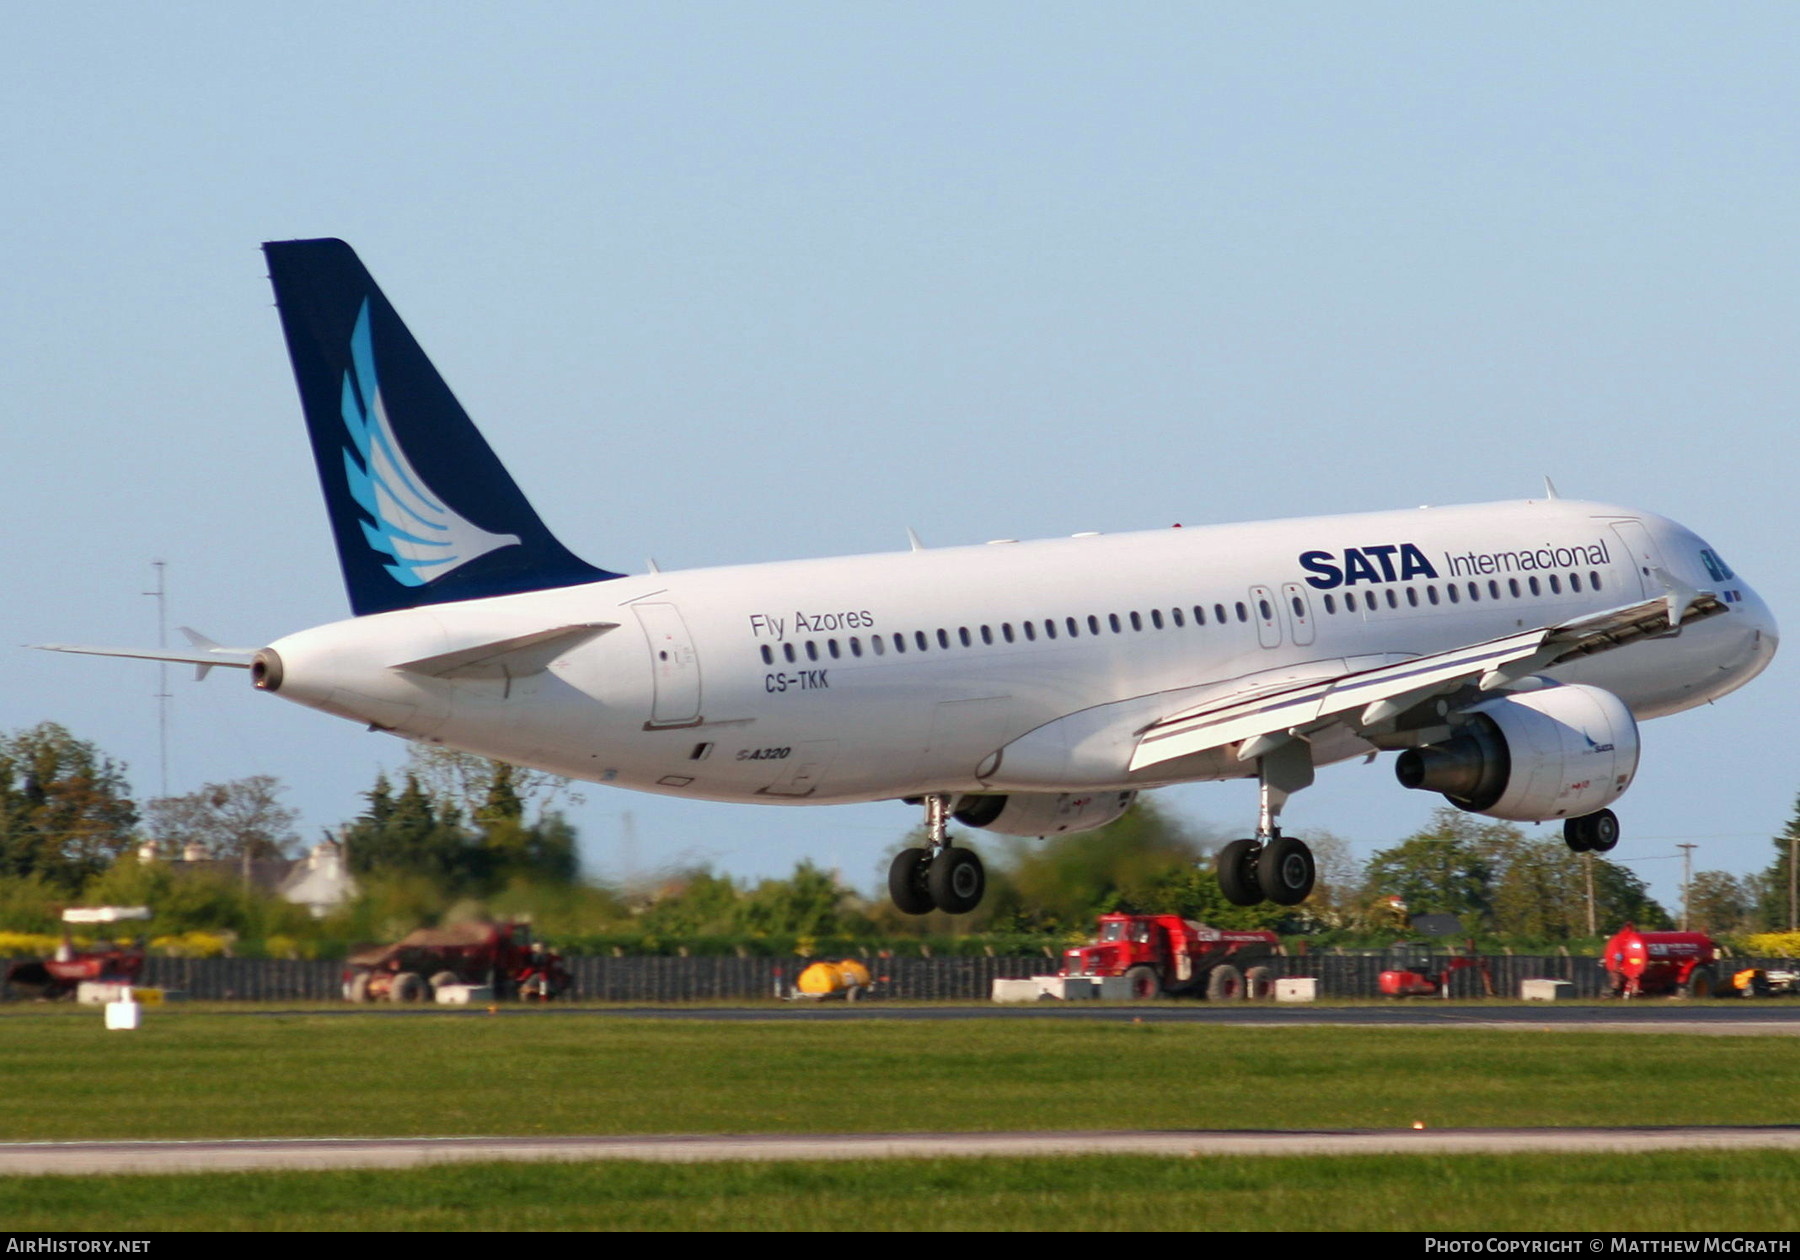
[1061,913,1280,1000]
[1378,942,1495,999]
[4,907,148,1001]
[343,920,572,1002]
[1602,923,1719,998]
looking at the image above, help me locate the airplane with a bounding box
[41,239,1779,915]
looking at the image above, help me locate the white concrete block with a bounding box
[1095,976,1136,1000]
[104,998,139,1030]
[434,983,496,1005]
[1520,979,1573,1002]
[77,981,133,1005]
[990,979,1045,1003]
[1274,977,1318,1002]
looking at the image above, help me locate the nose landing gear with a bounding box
[889,793,987,915]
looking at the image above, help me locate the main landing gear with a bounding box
[1214,738,1317,908]
[1563,808,1620,853]
[889,794,986,915]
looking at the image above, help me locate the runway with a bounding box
[6,1126,1800,1176]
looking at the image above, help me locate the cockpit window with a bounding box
[1700,549,1735,582]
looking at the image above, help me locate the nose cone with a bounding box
[1721,581,1779,690]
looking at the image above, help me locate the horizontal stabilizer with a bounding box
[391,623,616,680]
[34,628,258,682]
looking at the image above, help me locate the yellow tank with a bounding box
[796,959,872,995]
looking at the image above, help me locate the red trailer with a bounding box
[343,920,572,1002]
[1060,913,1280,1000]
[1602,923,1719,998]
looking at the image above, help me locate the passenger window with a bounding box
[1235,602,1248,622]
[1528,577,1541,596]
[937,629,951,649]
[1129,611,1143,631]
[1257,599,1272,620]
[1323,594,1336,614]
[1508,579,1521,598]
[894,633,907,654]
[1066,616,1079,638]
[1024,621,1037,642]
[1569,573,1582,593]
[1151,609,1164,630]
[806,641,819,661]
[1088,614,1101,635]
[1467,582,1479,601]
[849,637,862,657]
[1002,623,1015,643]
[1109,613,1122,633]
[1192,606,1205,626]
[958,627,971,647]
[1406,588,1419,608]
[1591,571,1602,591]
[1290,596,1304,617]
[1171,607,1185,628]
[872,636,885,656]
[1445,585,1458,604]
[760,645,773,665]
[827,639,841,659]
[915,631,929,651]
[1344,591,1357,612]
[1385,589,1398,609]
[1488,580,1500,600]
[1044,619,1057,640]
[1427,586,1439,605]
[783,643,797,663]
[980,625,993,645]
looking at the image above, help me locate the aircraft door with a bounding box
[1280,582,1316,647]
[1608,520,1669,599]
[633,602,702,728]
[1249,585,1282,649]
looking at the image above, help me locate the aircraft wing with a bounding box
[1128,583,1728,773]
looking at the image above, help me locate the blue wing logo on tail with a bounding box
[339,301,521,587]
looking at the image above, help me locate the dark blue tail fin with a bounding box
[263,238,620,616]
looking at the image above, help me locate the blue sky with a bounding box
[7,4,1797,911]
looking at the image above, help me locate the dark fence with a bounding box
[89,952,1789,1002]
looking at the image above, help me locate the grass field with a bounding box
[4,1005,1799,1230]
[4,1152,1800,1231]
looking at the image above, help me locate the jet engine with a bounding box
[952,791,1137,837]
[1394,684,1639,822]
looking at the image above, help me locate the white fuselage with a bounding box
[261,497,1776,807]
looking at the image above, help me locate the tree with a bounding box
[1364,809,1511,927]
[142,775,300,860]
[1687,870,1754,937]
[1757,794,1800,932]
[343,773,481,888]
[399,745,581,822]
[0,723,138,888]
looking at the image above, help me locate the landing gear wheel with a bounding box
[1206,964,1245,1002]
[1216,838,1263,906]
[888,847,934,916]
[1124,965,1162,1001]
[1257,834,1315,906]
[1564,810,1619,853]
[927,848,985,915]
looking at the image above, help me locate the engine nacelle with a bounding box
[953,791,1136,837]
[1394,684,1639,822]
